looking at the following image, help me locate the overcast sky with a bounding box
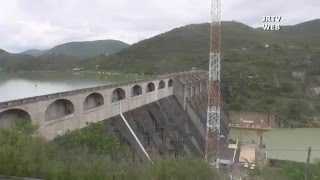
[0,0,319,53]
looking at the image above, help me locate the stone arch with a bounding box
[0,109,31,128]
[83,92,104,110]
[168,79,173,87]
[158,80,165,90]
[45,99,75,121]
[131,85,142,97]
[112,88,126,102]
[146,82,155,93]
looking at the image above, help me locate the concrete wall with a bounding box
[229,110,294,128]
[229,111,274,127]
[173,74,208,143]
[0,78,174,140]
[229,128,263,145]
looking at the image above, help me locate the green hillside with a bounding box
[4,20,320,73]
[1,39,129,70]
[88,20,320,74]
[0,49,79,71]
[20,49,48,56]
[20,39,129,58]
[47,39,128,58]
[0,49,35,69]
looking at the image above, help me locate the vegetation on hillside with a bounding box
[46,40,129,58]
[20,40,129,58]
[88,20,320,74]
[1,121,318,180]
[2,20,320,73]
[0,39,129,71]
[0,121,217,179]
[250,160,320,180]
[222,45,320,125]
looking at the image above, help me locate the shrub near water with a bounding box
[0,126,51,177]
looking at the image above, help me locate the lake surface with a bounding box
[0,72,143,102]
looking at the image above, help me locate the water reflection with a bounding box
[0,72,138,102]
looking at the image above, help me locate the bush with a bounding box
[263,96,275,104]
[54,122,123,156]
[121,157,217,180]
[230,101,242,110]
[0,122,216,179]
[280,82,294,93]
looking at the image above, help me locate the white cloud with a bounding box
[0,0,318,53]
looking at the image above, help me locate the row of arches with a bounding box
[112,79,173,102]
[49,79,173,120]
[0,79,174,124]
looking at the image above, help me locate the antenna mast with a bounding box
[205,0,221,168]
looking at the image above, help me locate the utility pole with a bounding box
[304,147,311,180]
[205,0,221,169]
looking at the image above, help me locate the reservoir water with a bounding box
[0,72,143,102]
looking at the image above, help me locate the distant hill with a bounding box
[0,49,79,71]
[20,49,48,56]
[20,40,129,58]
[47,39,129,58]
[0,49,8,55]
[256,19,320,46]
[0,49,32,61]
[1,39,129,70]
[279,19,320,33]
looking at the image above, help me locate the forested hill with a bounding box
[87,19,320,74]
[1,39,129,71]
[20,39,129,58]
[2,20,320,72]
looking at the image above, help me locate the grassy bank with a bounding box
[249,160,320,180]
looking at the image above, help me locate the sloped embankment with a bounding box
[103,95,207,161]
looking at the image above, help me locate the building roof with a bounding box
[219,137,236,164]
[239,146,256,163]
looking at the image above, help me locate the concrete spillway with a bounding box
[103,95,207,161]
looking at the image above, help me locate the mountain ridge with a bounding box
[1,19,319,72]
[20,39,129,58]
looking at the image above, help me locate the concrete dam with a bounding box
[0,71,230,160]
